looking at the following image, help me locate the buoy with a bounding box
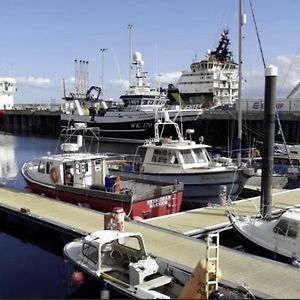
[24,186,32,193]
[72,271,85,284]
[100,282,110,299]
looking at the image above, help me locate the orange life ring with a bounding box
[50,167,60,183]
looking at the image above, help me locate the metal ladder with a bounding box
[205,233,220,298]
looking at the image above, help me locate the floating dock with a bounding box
[0,185,300,298]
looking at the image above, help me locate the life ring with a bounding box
[50,167,60,183]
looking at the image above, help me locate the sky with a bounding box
[1,0,300,104]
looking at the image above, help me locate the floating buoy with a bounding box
[24,186,32,193]
[72,271,85,284]
[133,216,144,222]
[100,282,110,299]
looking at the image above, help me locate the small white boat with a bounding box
[63,230,255,299]
[229,207,300,263]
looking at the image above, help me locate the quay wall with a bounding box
[2,109,300,147]
[1,110,61,136]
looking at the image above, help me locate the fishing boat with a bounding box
[110,112,254,206]
[63,230,255,299]
[21,123,183,219]
[169,29,238,109]
[229,207,300,264]
[60,52,203,140]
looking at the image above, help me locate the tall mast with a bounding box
[127,24,133,88]
[100,48,107,98]
[237,0,246,165]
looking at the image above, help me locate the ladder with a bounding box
[205,233,220,298]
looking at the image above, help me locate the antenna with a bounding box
[62,78,66,98]
[127,24,134,87]
[100,48,107,98]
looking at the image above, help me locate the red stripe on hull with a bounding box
[24,181,183,219]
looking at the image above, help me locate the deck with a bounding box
[0,185,300,298]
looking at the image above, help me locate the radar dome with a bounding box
[133,51,142,62]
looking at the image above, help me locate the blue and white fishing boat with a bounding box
[110,112,253,206]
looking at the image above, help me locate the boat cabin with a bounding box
[78,231,158,281]
[33,153,109,188]
[140,141,214,173]
[273,209,300,241]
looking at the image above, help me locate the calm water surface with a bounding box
[0,132,125,299]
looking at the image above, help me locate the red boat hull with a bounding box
[24,180,183,220]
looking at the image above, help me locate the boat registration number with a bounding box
[147,195,171,208]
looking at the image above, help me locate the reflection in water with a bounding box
[0,134,18,183]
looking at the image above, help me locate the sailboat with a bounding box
[229,54,300,264]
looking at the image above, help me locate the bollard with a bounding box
[104,212,113,230]
[112,207,125,231]
[219,185,227,206]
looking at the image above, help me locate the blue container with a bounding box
[105,175,116,192]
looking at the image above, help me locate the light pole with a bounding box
[127,24,133,87]
[100,48,107,98]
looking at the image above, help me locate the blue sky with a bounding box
[1,0,300,104]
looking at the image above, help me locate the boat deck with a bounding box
[0,185,300,298]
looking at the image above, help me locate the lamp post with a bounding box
[100,48,107,98]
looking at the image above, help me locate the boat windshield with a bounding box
[117,235,143,251]
[82,243,99,265]
[273,218,299,239]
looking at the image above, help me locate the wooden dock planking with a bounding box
[1,186,300,298]
[143,188,300,235]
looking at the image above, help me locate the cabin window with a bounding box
[46,162,52,174]
[94,160,102,171]
[82,243,98,265]
[152,149,178,164]
[38,161,46,173]
[274,219,288,235]
[181,149,195,163]
[193,149,208,163]
[118,236,142,251]
[273,219,299,239]
[287,222,298,239]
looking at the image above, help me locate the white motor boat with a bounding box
[229,207,300,263]
[110,113,254,206]
[63,230,255,299]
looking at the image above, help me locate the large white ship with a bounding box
[0,77,16,111]
[173,30,239,108]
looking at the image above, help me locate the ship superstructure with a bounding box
[176,30,239,108]
[0,77,17,110]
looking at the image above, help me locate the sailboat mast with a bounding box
[237,0,246,165]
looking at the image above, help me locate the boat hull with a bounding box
[111,169,251,206]
[22,175,183,220]
[60,112,201,140]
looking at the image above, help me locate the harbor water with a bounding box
[0,132,123,299]
[0,131,290,298]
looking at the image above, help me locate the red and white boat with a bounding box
[21,123,183,220]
